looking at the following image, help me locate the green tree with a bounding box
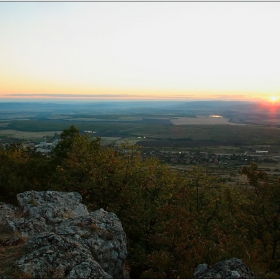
[53,125,81,161]
[51,128,178,276]
[0,144,52,203]
[232,163,280,277]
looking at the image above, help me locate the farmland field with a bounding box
[170,115,238,125]
[0,129,62,141]
[1,101,280,147]
[2,119,280,146]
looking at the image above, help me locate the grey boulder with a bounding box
[194,258,255,279]
[0,191,127,278]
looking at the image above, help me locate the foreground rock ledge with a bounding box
[194,258,255,279]
[0,191,127,278]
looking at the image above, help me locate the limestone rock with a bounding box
[0,191,127,278]
[0,202,18,223]
[16,190,89,224]
[194,258,255,279]
[0,202,21,243]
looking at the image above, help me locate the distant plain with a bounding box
[1,101,280,146]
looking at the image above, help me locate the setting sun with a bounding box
[270,96,278,102]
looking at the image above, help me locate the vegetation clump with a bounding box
[0,125,280,278]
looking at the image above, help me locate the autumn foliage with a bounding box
[0,125,280,278]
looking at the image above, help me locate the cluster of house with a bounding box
[142,150,279,167]
[21,139,61,154]
[2,137,280,169]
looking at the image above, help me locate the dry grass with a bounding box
[90,223,99,232]
[0,239,26,278]
[0,224,30,278]
[0,231,14,245]
[65,211,73,219]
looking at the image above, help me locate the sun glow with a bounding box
[270,96,278,102]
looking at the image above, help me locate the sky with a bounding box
[0,2,280,102]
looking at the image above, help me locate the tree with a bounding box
[142,167,235,278]
[2,126,280,278]
[52,125,81,161]
[51,128,178,277]
[232,163,280,277]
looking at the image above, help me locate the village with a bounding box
[1,132,280,174]
[0,139,61,154]
[142,148,280,171]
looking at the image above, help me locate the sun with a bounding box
[270,96,278,102]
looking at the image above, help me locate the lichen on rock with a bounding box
[0,191,127,279]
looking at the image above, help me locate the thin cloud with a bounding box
[3,93,132,98]
[1,93,198,100]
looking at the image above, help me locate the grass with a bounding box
[0,129,62,142]
[0,231,28,278]
[0,207,31,277]
[100,137,122,145]
[115,137,144,145]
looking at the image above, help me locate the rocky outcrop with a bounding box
[0,191,127,278]
[194,258,255,279]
